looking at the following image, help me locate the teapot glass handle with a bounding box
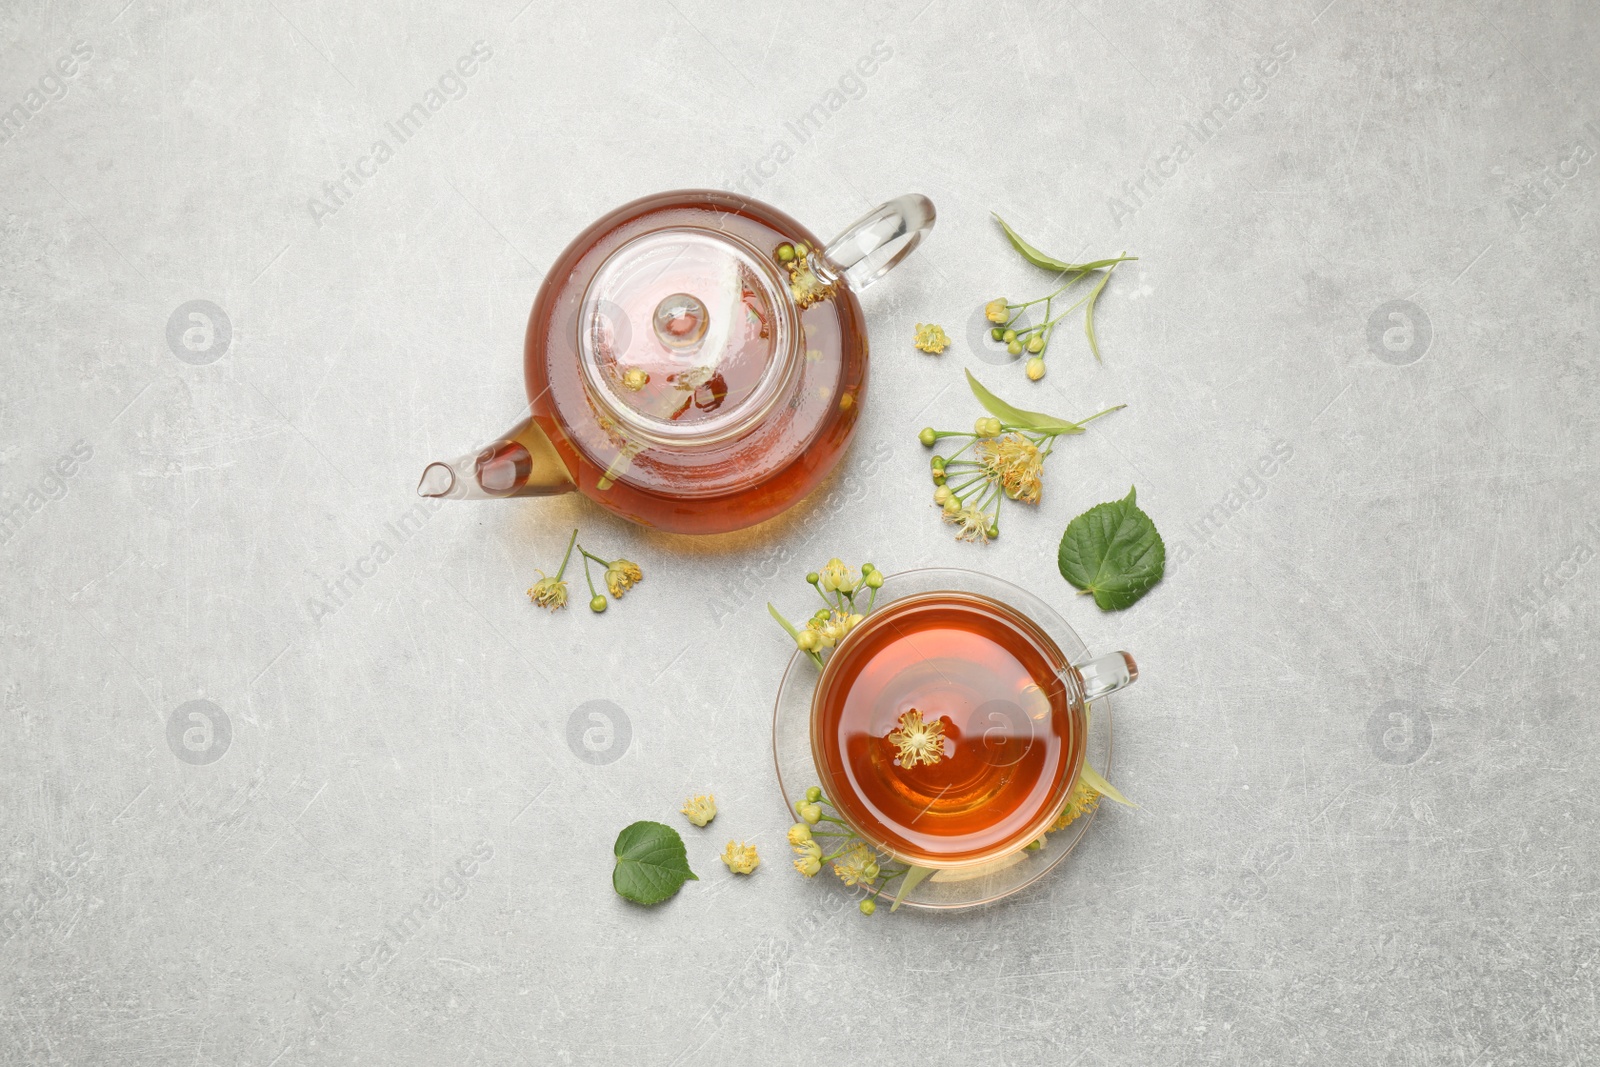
[819,194,936,292]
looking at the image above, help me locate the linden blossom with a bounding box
[306,41,493,226]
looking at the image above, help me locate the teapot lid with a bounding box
[577,227,800,447]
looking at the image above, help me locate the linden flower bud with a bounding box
[934,486,952,506]
[985,298,1009,324]
[797,802,822,825]
[974,417,1003,437]
[859,898,877,915]
[1026,335,1044,354]
[680,794,717,827]
[865,571,883,589]
[604,559,643,598]
[804,787,823,803]
[787,823,813,846]
[942,496,962,516]
[796,629,821,653]
[721,840,760,875]
[1026,356,1046,381]
[919,427,937,447]
[526,575,569,611]
[794,855,822,877]
[589,594,607,613]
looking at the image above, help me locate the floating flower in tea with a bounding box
[886,708,948,768]
[776,239,835,310]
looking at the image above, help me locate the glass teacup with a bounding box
[810,572,1137,870]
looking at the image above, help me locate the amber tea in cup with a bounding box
[811,590,1135,869]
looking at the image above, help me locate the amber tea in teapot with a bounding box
[420,190,935,534]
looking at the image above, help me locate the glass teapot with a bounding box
[418,190,935,534]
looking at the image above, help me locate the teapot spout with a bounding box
[417,415,576,500]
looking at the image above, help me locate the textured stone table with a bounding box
[3,1,1596,1063]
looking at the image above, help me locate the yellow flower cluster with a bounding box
[978,433,1045,504]
[527,529,644,615]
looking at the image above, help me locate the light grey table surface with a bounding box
[3,0,1597,1063]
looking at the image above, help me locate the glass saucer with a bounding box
[771,567,1114,910]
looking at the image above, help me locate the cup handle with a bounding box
[1074,651,1138,703]
[819,194,936,292]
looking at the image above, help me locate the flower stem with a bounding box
[577,545,613,567]
[553,529,578,580]
[944,437,979,463]
[1075,403,1127,426]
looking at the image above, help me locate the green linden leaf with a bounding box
[992,214,1137,276]
[1057,486,1166,611]
[1083,257,1123,362]
[966,370,1126,437]
[965,370,1085,435]
[613,821,698,906]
